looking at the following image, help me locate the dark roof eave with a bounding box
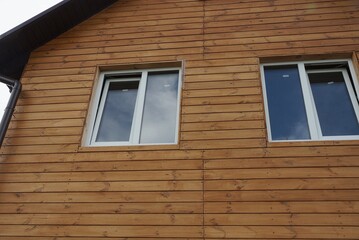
[0,0,119,80]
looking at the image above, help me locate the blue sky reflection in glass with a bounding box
[309,71,359,136]
[264,65,311,140]
[96,81,139,142]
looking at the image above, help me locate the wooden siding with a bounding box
[1,0,359,239]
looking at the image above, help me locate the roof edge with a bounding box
[0,0,70,40]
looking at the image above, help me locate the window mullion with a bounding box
[131,71,148,144]
[298,63,320,140]
[174,68,183,144]
[348,60,359,102]
[342,69,359,123]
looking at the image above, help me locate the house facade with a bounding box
[0,0,359,238]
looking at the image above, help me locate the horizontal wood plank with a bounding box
[0,202,203,214]
[204,226,359,239]
[0,225,203,238]
[0,213,203,226]
[0,170,202,183]
[205,213,359,226]
[204,201,359,214]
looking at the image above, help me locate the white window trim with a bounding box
[84,67,182,147]
[260,59,359,142]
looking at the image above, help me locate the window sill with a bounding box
[78,143,180,152]
[266,139,359,148]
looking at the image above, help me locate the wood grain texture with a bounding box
[2,0,359,238]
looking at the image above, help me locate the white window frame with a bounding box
[84,67,182,147]
[260,59,359,142]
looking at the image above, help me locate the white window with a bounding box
[85,68,182,146]
[261,59,359,141]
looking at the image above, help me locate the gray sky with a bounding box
[0,0,63,120]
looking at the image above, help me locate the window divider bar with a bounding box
[298,63,320,140]
[174,68,183,144]
[342,69,359,125]
[131,71,148,144]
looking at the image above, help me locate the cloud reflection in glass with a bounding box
[140,72,179,144]
[96,81,139,142]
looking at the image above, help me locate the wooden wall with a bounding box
[1,0,359,238]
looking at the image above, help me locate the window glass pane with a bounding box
[96,81,139,142]
[140,71,179,144]
[309,71,359,136]
[264,65,310,140]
